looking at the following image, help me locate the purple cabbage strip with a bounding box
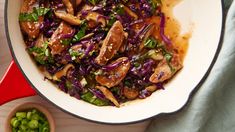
[88,88,106,99]
[84,42,94,57]
[139,89,151,99]
[129,19,144,26]
[130,59,155,76]
[156,82,165,90]
[102,59,129,71]
[160,13,172,45]
[78,66,86,76]
[157,71,164,80]
[71,78,83,91]
[91,5,103,12]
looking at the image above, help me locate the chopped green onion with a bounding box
[16,112,27,119]
[66,80,73,90]
[81,92,109,106]
[28,120,39,129]
[10,108,50,131]
[11,118,20,128]
[80,78,88,87]
[144,37,157,49]
[19,124,27,131]
[164,53,172,62]
[26,112,32,120]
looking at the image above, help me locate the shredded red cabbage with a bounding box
[160,13,172,45]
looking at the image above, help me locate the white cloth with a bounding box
[146,1,235,132]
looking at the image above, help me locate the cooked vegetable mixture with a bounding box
[10,109,49,132]
[19,0,183,107]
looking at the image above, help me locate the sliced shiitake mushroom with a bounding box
[145,85,157,92]
[76,0,82,7]
[85,12,106,27]
[96,57,130,88]
[20,0,42,38]
[149,54,183,83]
[49,22,74,55]
[95,21,125,65]
[62,0,74,15]
[123,86,139,100]
[95,86,120,107]
[54,11,82,25]
[123,5,138,20]
[52,64,75,81]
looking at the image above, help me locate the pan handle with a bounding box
[0,61,36,105]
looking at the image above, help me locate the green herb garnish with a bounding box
[28,42,54,65]
[72,24,87,43]
[19,7,50,22]
[107,15,117,28]
[115,5,125,15]
[69,48,84,60]
[60,39,72,46]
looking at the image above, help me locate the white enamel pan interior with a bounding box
[5,0,224,124]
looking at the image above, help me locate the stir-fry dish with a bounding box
[19,0,184,107]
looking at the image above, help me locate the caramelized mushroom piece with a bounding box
[49,22,74,55]
[76,0,82,7]
[95,21,125,65]
[123,86,139,100]
[20,0,42,38]
[52,64,75,81]
[149,54,183,83]
[95,86,120,107]
[123,5,138,20]
[76,4,93,18]
[96,57,130,88]
[86,12,106,27]
[62,0,74,15]
[54,11,82,25]
[145,85,157,92]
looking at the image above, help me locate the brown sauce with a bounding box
[147,0,191,62]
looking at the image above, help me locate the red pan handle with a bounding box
[0,61,36,105]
